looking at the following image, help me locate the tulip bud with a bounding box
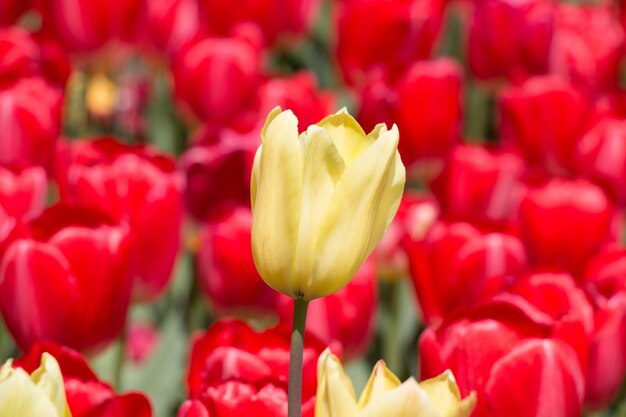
[468,0,555,81]
[336,0,445,86]
[55,137,183,301]
[0,203,133,353]
[316,349,475,417]
[518,178,615,272]
[430,144,524,225]
[16,341,153,417]
[251,108,405,300]
[550,4,625,91]
[196,206,278,315]
[499,75,594,171]
[0,353,71,417]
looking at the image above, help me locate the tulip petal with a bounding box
[360,378,440,417]
[358,360,401,409]
[292,126,345,283]
[251,110,304,297]
[419,370,476,417]
[316,109,373,164]
[30,353,70,417]
[310,127,403,297]
[315,349,359,417]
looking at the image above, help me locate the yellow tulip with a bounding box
[0,353,71,417]
[316,349,476,417]
[251,107,406,300]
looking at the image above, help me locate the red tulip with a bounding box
[178,400,210,417]
[468,0,555,81]
[430,144,524,225]
[406,220,527,325]
[419,294,586,417]
[186,319,326,417]
[276,258,377,360]
[181,141,253,222]
[0,203,133,353]
[146,0,204,58]
[36,0,145,53]
[336,0,445,86]
[359,59,462,177]
[0,0,30,26]
[126,321,159,364]
[16,341,152,417]
[582,245,626,409]
[255,72,336,133]
[499,75,594,171]
[575,117,626,205]
[56,137,183,301]
[0,165,46,220]
[518,178,616,272]
[173,33,263,125]
[196,206,277,315]
[200,0,320,45]
[375,192,439,280]
[550,4,625,91]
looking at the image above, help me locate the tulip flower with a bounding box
[336,0,445,86]
[499,75,595,171]
[0,0,29,26]
[468,0,555,81]
[518,178,616,272]
[430,144,524,225]
[276,258,377,361]
[420,295,587,417]
[185,319,327,417]
[196,206,278,315]
[251,107,405,300]
[406,220,527,325]
[0,203,133,353]
[0,165,47,220]
[55,137,183,301]
[550,4,625,91]
[16,342,153,417]
[0,353,71,417]
[575,117,626,205]
[316,349,475,417]
[145,0,204,58]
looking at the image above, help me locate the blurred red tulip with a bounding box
[582,245,626,409]
[186,319,326,417]
[431,144,524,225]
[181,141,253,222]
[518,178,615,272]
[56,137,183,301]
[406,220,527,325]
[276,258,377,360]
[375,192,439,280]
[0,0,30,26]
[336,0,445,86]
[146,0,203,58]
[126,321,159,364]
[550,4,625,91]
[200,0,319,45]
[359,59,462,178]
[173,33,263,124]
[0,204,133,353]
[468,0,555,81]
[255,72,336,132]
[0,165,46,219]
[575,117,626,205]
[499,75,594,172]
[16,341,152,417]
[196,206,277,315]
[178,400,210,417]
[419,295,586,417]
[36,0,145,53]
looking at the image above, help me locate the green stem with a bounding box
[382,280,402,377]
[113,324,128,391]
[288,298,310,417]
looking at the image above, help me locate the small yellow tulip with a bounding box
[0,353,71,417]
[315,349,476,417]
[251,107,406,300]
